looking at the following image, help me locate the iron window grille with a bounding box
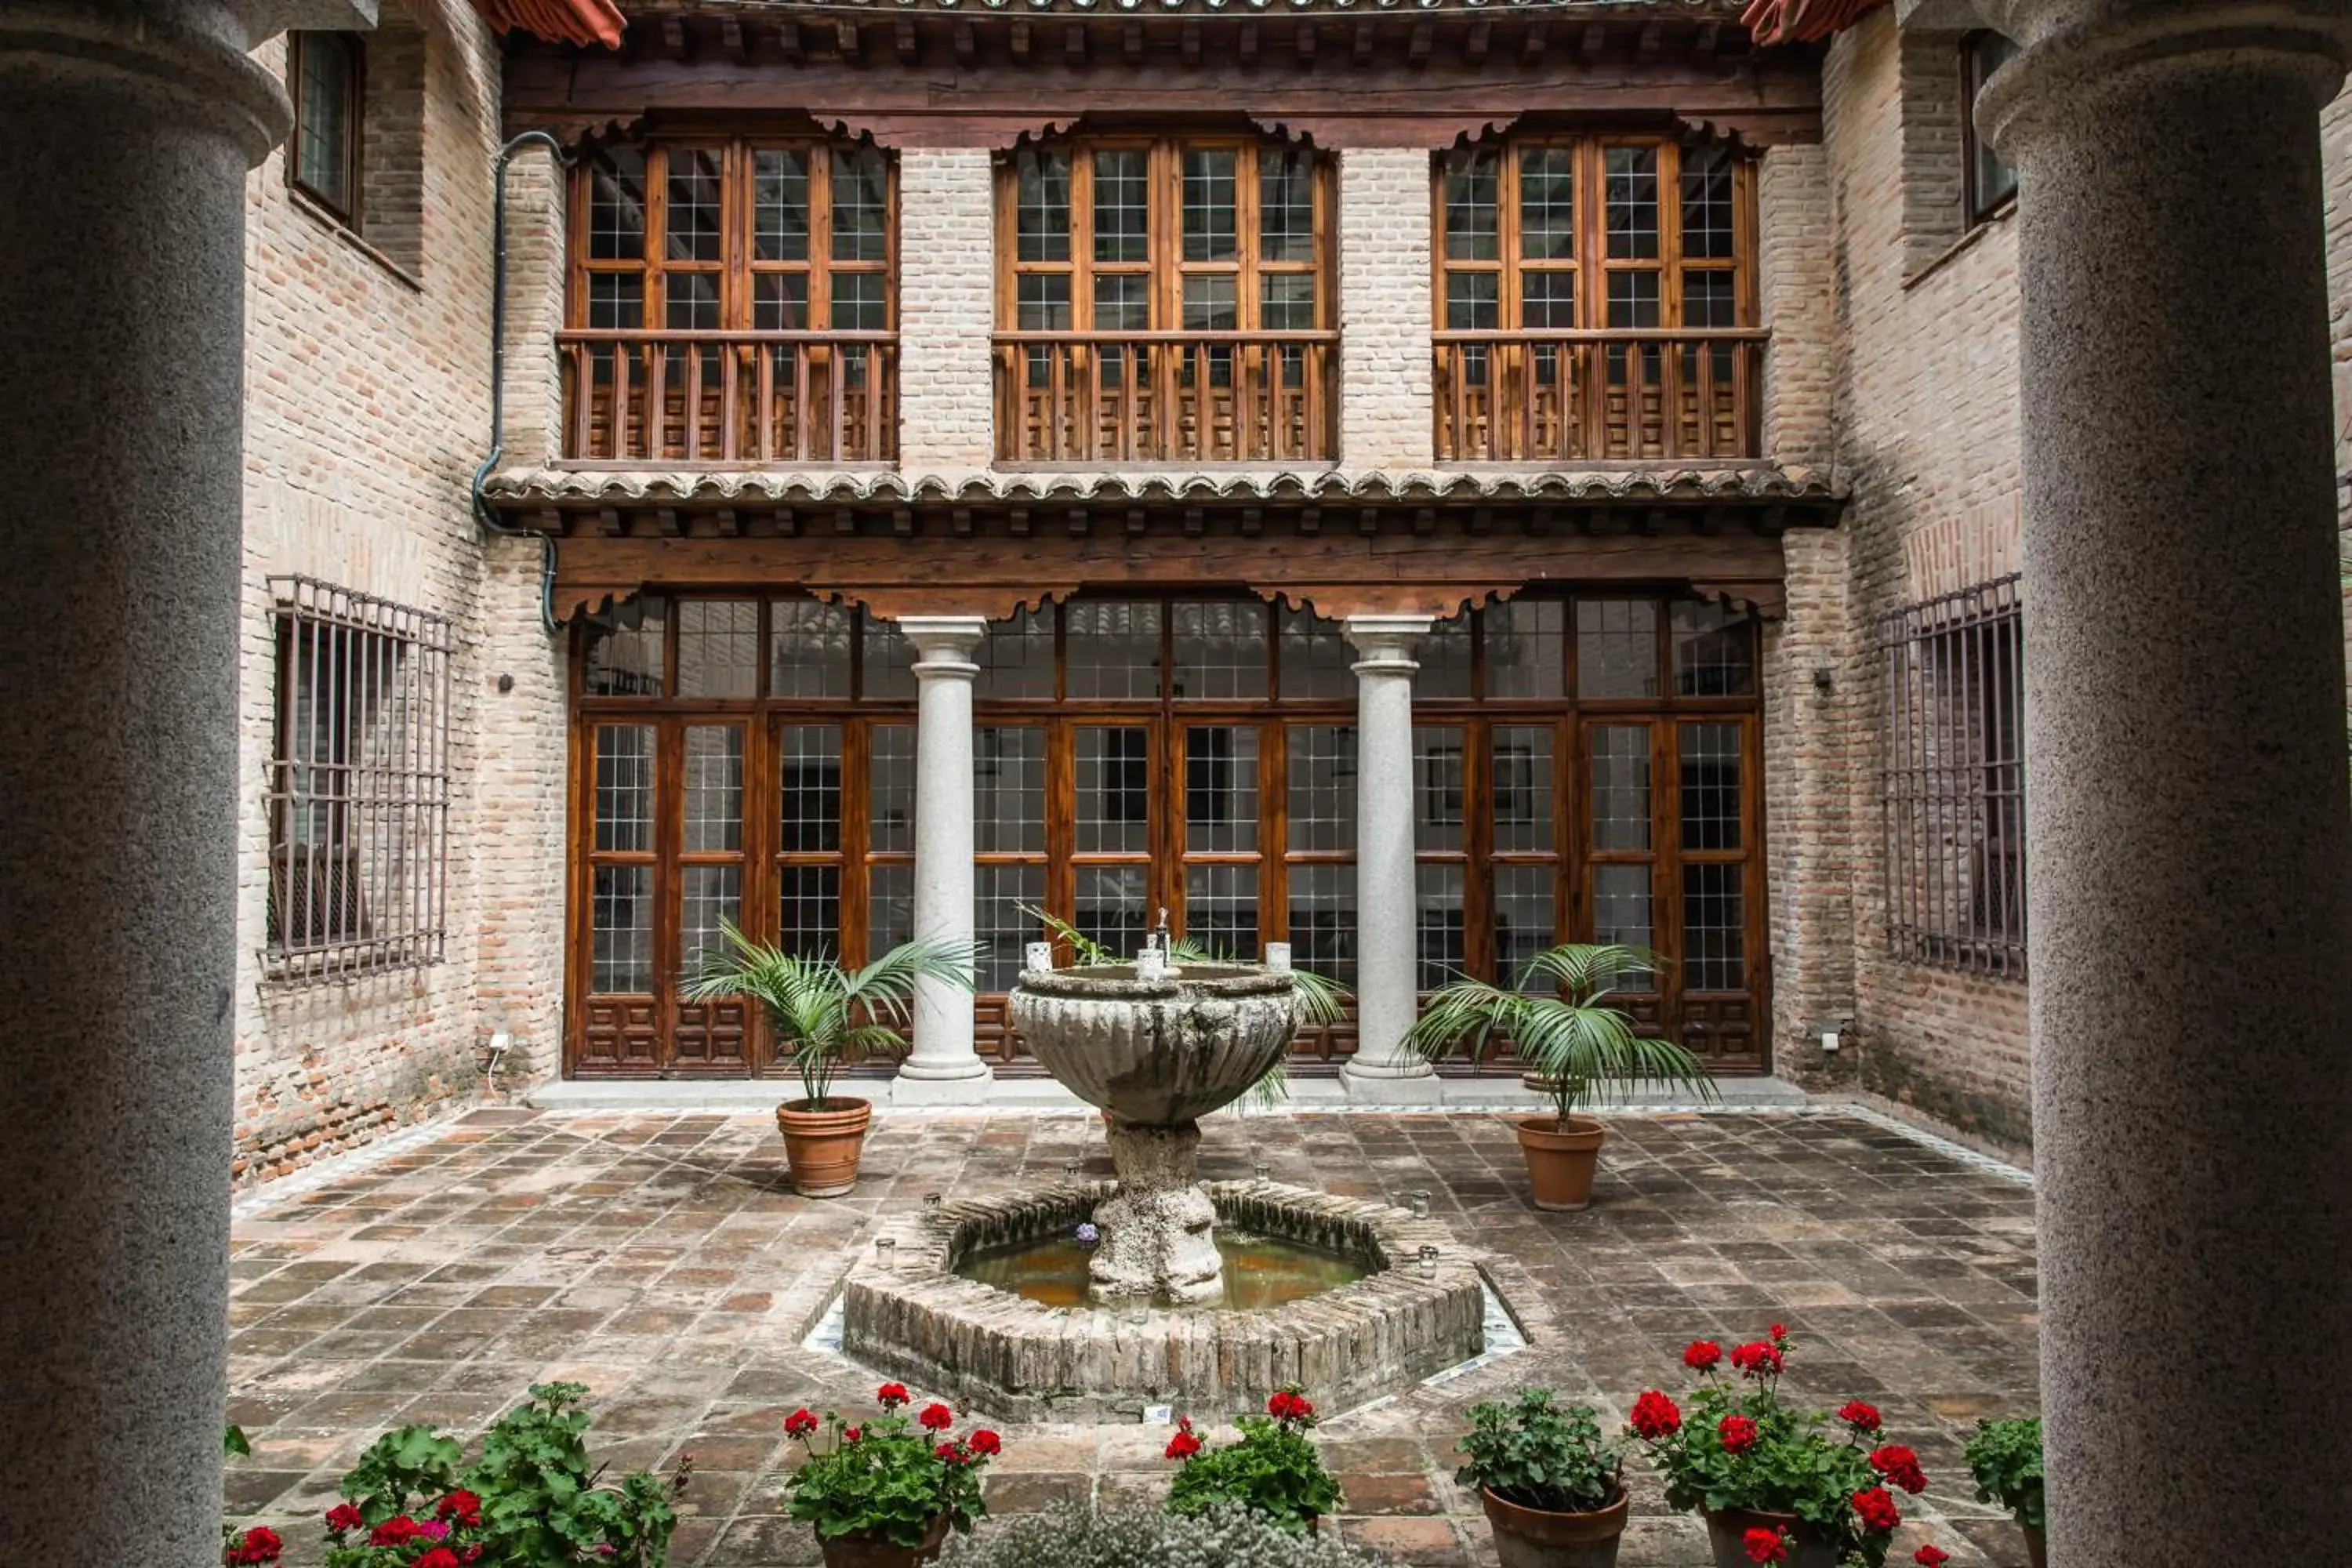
[1878,573,2026,979]
[265,577,453,983]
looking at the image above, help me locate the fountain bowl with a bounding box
[1010,962,1298,1126]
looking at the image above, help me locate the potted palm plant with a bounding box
[683,922,975,1197]
[1403,943,1714,1210]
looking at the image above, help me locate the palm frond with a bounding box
[1022,905,1113,966]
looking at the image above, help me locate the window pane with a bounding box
[1493,865,1555,992]
[1260,147,1317,263]
[1682,270,1737,329]
[1593,863,1654,985]
[869,863,913,958]
[1672,601,1757,695]
[1679,143,1736,260]
[1416,612,1474,700]
[1577,598,1659,699]
[778,724,842,851]
[295,33,357,214]
[583,601,666,695]
[1491,726,1555,852]
[1065,601,1161,700]
[869,723,916,853]
[676,600,758,699]
[1016,149,1072,263]
[1519,146,1575,260]
[1285,724,1356,853]
[1523,271,1576,330]
[978,607,1055,700]
[1683,863,1744,989]
[1443,148,1499,262]
[664,147,724,263]
[1076,866,1149,959]
[1414,726,1465,853]
[1278,606,1356,700]
[1680,722,1743,851]
[1094,274,1151,332]
[1181,149,1238,261]
[1604,146,1660,260]
[1185,726,1259,852]
[753,274,808,331]
[587,146,647,261]
[832,146,891,262]
[778,866,841,959]
[1076,728,1152,854]
[593,724,656,851]
[1589,724,1652,851]
[666,271,720,331]
[683,726,743,852]
[1017,274,1072,332]
[1287,862,1355,989]
[1261,274,1316,332]
[1094,148,1150,263]
[1445,271,1500,332]
[591,866,653,992]
[1606,270,1661,329]
[770,598,851,699]
[753,149,809,261]
[832,273,888,332]
[1417,863,1465,992]
[862,617,916,702]
[587,274,644,331]
[975,726,1045,855]
[1968,33,2021,215]
[681,866,740,981]
[1182,274,1237,332]
[1186,864,1259,960]
[976,865,1045,990]
[1485,600,1565,699]
[1171,601,1268,700]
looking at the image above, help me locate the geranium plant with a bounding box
[1164,1387,1342,1534]
[1963,1416,2043,1534]
[1626,1327,1947,1568]
[784,1383,1000,1548]
[1454,1388,1622,1514]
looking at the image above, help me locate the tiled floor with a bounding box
[226,1109,2042,1566]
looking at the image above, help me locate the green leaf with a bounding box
[223,1423,252,1458]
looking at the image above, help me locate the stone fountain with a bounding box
[1008,927,1298,1305]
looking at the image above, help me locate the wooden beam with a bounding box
[1181,20,1201,66]
[833,507,857,534]
[1637,20,1662,56]
[953,18,977,67]
[1239,18,1259,64]
[1464,18,1489,65]
[775,20,802,64]
[895,18,920,64]
[720,19,747,64]
[1124,20,1145,64]
[951,506,975,536]
[1522,20,1548,60]
[834,19,861,61]
[1010,20,1031,60]
[1295,21,1316,64]
[1065,22,1086,64]
[892,506,916,535]
[1125,507,1149,535]
[1693,19,1721,60]
[1407,18,1432,65]
[1352,20,1374,66]
[1581,21,1607,55]
[659,16,688,61]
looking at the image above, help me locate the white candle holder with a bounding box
[1264,942,1292,973]
[1025,941,1055,975]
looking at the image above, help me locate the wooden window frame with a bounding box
[1961,32,2020,226]
[287,31,365,225]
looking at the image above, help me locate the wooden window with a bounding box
[995,134,1337,463]
[1962,33,2020,223]
[265,578,452,984]
[1879,575,2027,979]
[563,135,898,463]
[288,31,364,223]
[1432,133,1762,462]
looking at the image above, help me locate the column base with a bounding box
[1338,1061,1446,1105]
[891,1064,996,1105]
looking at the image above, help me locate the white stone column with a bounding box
[1338,615,1442,1099]
[0,2,359,1561]
[893,615,993,1098]
[1976,4,2352,1564]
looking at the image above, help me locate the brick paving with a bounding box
[226,1109,2042,1566]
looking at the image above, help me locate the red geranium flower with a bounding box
[324,1503,364,1534]
[413,1551,463,1568]
[918,1402,954,1432]
[1629,1389,1682,1440]
[1836,1400,1883,1432]
[1868,1443,1928,1494]
[223,1526,284,1566]
[1718,1414,1759,1454]
[1729,1341,1785,1378]
[1915,1548,1951,1567]
[1852,1486,1901,1532]
[1164,1417,1202,1461]
[1743,1526,1789,1565]
[877,1383,910,1409]
[843,1426,862,1444]
[1684,1340,1723,1371]
[1266,1389,1315,1421]
[935,1442,966,1463]
[370,1518,425,1548]
[437,1490,483,1526]
[1769,1322,1788,1344]
[785,1408,819,1437]
[967,1428,1003,1456]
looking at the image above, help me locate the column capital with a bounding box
[1343,614,1433,674]
[896,615,989,674]
[1976,0,2352,160]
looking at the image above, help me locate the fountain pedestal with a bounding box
[1091,1120,1221,1303]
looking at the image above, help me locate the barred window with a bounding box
[265,578,453,982]
[1880,575,2025,978]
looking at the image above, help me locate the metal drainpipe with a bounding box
[471,129,572,633]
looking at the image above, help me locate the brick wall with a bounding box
[1337,147,1436,472]
[899,149,998,478]
[234,0,565,1183]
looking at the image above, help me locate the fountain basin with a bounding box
[1011,964,1297,1127]
[840,1181,1486,1421]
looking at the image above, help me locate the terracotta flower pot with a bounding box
[1481,1484,1629,1568]
[2022,1524,2047,1568]
[1517,1116,1606,1211]
[815,1515,950,1568]
[1702,1508,1836,1568]
[776,1096,873,1198]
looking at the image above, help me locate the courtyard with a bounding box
[223,1108,2039,1566]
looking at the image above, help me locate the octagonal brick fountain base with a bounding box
[840,1181,1486,1421]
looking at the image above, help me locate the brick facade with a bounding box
[1337,147,1436,472]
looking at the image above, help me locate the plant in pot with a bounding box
[782,1384,999,1568]
[1964,1416,2044,1568]
[683,923,975,1197]
[1403,943,1713,1210]
[1626,1327,1951,1568]
[1164,1387,1342,1534]
[1454,1389,1629,1568]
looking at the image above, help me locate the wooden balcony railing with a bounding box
[1432,328,1768,464]
[559,329,898,465]
[995,331,1339,466]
